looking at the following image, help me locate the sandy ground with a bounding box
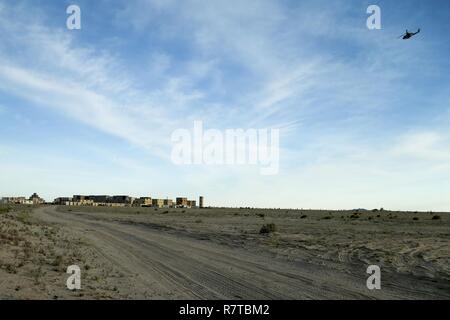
[1,205,449,299]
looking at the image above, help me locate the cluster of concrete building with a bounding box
[53,195,204,208]
[1,193,46,205]
[1,193,205,209]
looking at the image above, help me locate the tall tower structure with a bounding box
[199,196,204,208]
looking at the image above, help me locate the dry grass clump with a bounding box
[0,206,84,287]
[259,223,277,234]
[0,206,12,214]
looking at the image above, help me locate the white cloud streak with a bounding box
[0,0,448,210]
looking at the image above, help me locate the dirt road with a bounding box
[33,206,449,299]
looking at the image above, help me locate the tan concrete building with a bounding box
[73,195,89,202]
[29,193,45,205]
[1,197,26,204]
[92,202,125,207]
[133,197,152,207]
[70,195,133,207]
[163,199,173,208]
[53,197,71,205]
[176,197,188,207]
[88,195,109,203]
[68,200,94,206]
[187,200,197,208]
[152,199,165,208]
[110,195,133,205]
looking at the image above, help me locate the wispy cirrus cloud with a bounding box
[0,0,449,209]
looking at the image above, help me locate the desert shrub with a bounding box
[322,216,332,220]
[17,211,31,225]
[432,215,441,220]
[300,215,307,219]
[0,206,12,214]
[413,217,419,221]
[257,213,265,218]
[4,263,17,274]
[259,223,277,234]
[162,210,169,214]
[52,255,64,267]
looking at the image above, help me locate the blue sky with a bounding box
[0,0,449,210]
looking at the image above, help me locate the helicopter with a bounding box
[398,28,421,40]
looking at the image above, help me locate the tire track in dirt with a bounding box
[34,206,449,299]
[36,207,300,298]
